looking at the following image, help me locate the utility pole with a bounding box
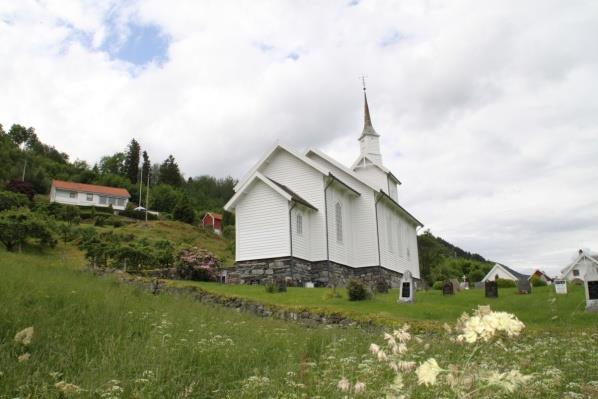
[138,167,143,208]
[145,168,150,223]
[21,159,27,181]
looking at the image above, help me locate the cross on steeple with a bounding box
[360,74,368,91]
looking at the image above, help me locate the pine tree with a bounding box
[158,155,183,186]
[124,138,141,184]
[141,151,151,184]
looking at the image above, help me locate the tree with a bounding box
[123,139,141,184]
[7,179,35,200]
[7,124,35,147]
[99,153,126,176]
[0,191,29,211]
[141,151,151,184]
[173,196,195,224]
[159,155,183,186]
[0,208,56,251]
[150,184,181,212]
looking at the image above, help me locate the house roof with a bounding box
[560,251,598,276]
[530,269,553,281]
[204,212,223,220]
[267,178,318,211]
[498,263,530,280]
[377,190,423,227]
[52,180,130,198]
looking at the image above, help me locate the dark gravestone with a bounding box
[485,281,498,298]
[402,282,411,298]
[517,279,532,294]
[442,280,454,296]
[589,281,598,300]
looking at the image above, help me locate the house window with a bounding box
[117,198,125,206]
[573,269,580,277]
[69,191,76,199]
[86,193,93,201]
[335,202,343,243]
[108,197,116,205]
[99,196,107,205]
[296,213,303,235]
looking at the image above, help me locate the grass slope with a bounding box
[95,219,234,265]
[175,281,598,330]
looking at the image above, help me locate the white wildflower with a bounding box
[18,353,30,362]
[398,361,417,373]
[14,327,34,346]
[377,350,388,362]
[55,381,82,394]
[416,358,442,386]
[354,381,366,394]
[369,343,381,355]
[337,377,350,392]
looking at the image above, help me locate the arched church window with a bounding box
[335,202,343,243]
[296,213,303,235]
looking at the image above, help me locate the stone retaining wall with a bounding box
[229,257,404,288]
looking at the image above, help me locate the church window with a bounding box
[387,213,394,252]
[296,213,303,235]
[335,202,343,243]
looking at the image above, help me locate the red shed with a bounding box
[202,212,223,234]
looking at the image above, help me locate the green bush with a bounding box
[0,191,29,211]
[347,279,370,301]
[496,278,516,288]
[0,208,56,251]
[265,279,287,293]
[530,276,547,287]
[432,281,444,290]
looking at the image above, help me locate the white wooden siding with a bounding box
[326,187,353,266]
[260,150,326,261]
[389,181,398,201]
[354,165,388,193]
[307,153,379,267]
[291,207,311,260]
[235,179,290,261]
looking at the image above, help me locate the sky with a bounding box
[1,0,597,275]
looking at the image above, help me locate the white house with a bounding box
[50,180,130,211]
[560,250,598,281]
[482,263,530,283]
[224,90,423,287]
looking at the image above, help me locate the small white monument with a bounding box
[460,275,469,290]
[398,270,414,303]
[553,279,567,295]
[584,267,598,312]
[304,282,315,288]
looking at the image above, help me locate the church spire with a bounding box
[359,80,379,140]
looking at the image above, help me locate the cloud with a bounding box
[1,0,597,274]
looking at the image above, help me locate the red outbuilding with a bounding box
[202,212,223,234]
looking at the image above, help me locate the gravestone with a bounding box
[485,281,498,298]
[450,278,461,292]
[304,282,314,288]
[460,275,469,290]
[398,270,414,303]
[584,267,598,312]
[442,280,454,296]
[517,279,532,294]
[554,279,567,295]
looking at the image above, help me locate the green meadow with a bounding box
[1,247,597,398]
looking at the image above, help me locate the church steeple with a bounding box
[357,83,383,165]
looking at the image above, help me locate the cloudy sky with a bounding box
[1,0,597,274]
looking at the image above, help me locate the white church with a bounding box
[224,90,423,287]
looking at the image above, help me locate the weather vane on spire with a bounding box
[360,74,368,91]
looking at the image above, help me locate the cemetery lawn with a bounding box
[174,281,598,331]
[1,247,598,398]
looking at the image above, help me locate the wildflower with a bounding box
[443,323,452,333]
[377,350,388,362]
[369,343,380,355]
[416,358,442,386]
[18,353,30,362]
[398,360,417,372]
[389,361,399,373]
[55,381,82,394]
[14,327,34,346]
[354,381,366,394]
[393,329,411,343]
[337,377,350,392]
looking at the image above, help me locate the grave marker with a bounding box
[442,280,454,296]
[554,279,567,295]
[485,281,498,298]
[517,279,532,294]
[585,267,598,312]
[398,270,414,303]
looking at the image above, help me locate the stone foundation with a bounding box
[227,257,405,288]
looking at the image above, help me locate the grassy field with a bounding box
[1,248,597,398]
[173,281,598,330]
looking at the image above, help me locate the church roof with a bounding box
[267,178,318,211]
[358,91,379,140]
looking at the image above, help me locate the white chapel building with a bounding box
[224,91,423,287]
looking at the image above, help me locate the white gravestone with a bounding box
[304,282,315,288]
[584,267,598,312]
[398,270,414,303]
[554,279,567,295]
